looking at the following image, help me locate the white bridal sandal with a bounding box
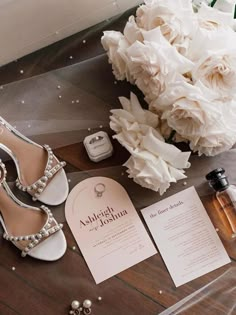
[0,160,67,260]
[0,116,69,206]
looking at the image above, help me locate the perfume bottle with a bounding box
[206,168,236,239]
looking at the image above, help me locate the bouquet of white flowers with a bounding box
[101,0,236,194]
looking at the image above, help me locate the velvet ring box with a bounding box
[83,131,113,162]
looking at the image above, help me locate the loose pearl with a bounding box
[12,266,16,271]
[83,299,92,309]
[183,181,187,186]
[97,296,102,301]
[71,300,80,310]
[215,228,219,232]
[21,100,25,104]
[58,95,62,99]
[72,246,76,250]
[114,81,117,84]
[83,40,86,44]
[159,290,163,294]
[57,85,61,89]
[72,100,75,104]
[0,86,3,89]
[76,99,79,103]
[99,125,103,129]
[87,128,91,131]
[69,56,73,59]
[20,70,24,74]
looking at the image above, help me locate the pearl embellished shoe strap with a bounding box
[3,205,63,257]
[15,144,66,201]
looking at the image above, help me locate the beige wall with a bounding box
[0,0,142,66]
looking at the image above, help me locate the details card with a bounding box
[141,186,231,287]
[65,177,157,284]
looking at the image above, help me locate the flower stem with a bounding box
[210,0,218,7]
[166,130,176,144]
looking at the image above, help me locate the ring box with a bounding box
[83,131,113,162]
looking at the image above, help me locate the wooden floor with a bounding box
[0,9,236,315]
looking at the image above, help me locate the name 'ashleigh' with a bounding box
[80,206,128,228]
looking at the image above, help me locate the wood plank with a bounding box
[0,225,164,315]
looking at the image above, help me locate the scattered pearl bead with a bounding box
[97,296,102,302]
[183,181,187,186]
[20,70,24,74]
[72,100,75,104]
[71,300,80,310]
[68,179,71,183]
[159,290,163,295]
[13,125,17,129]
[99,125,103,129]
[12,266,16,271]
[88,128,91,131]
[72,246,76,250]
[82,40,86,44]
[21,100,25,104]
[69,56,73,60]
[215,228,219,232]
[0,86,3,90]
[83,299,92,309]
[114,81,117,84]
[28,124,31,128]
[57,85,61,89]
[76,99,79,103]
[55,31,59,35]
[121,172,125,176]
[58,95,62,99]
[113,2,117,6]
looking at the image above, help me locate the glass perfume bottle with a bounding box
[206,168,236,239]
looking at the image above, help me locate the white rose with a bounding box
[196,3,234,30]
[190,98,236,156]
[188,11,236,62]
[126,28,193,102]
[110,92,160,151]
[124,16,143,44]
[162,84,236,156]
[192,49,236,98]
[110,92,191,194]
[124,127,190,195]
[149,74,193,113]
[101,31,133,82]
[136,0,195,55]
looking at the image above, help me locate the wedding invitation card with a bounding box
[141,186,231,287]
[65,177,157,284]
